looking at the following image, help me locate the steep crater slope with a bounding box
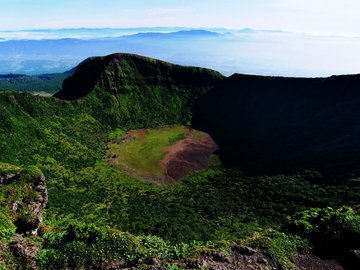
[54,53,224,128]
[193,73,360,175]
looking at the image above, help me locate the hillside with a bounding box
[54,53,224,127]
[193,73,360,176]
[0,54,359,270]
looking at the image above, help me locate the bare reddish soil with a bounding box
[160,134,218,183]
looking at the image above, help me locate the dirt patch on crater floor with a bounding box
[107,126,218,185]
[160,133,218,183]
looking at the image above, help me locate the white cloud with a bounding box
[147,8,190,15]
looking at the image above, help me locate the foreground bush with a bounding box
[37,222,201,269]
[287,206,360,269]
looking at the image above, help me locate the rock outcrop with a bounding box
[0,172,20,185]
[0,164,48,235]
[1,166,48,236]
[9,235,39,270]
[13,172,48,235]
[0,165,48,269]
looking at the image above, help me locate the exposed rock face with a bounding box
[14,173,48,235]
[0,172,20,185]
[0,166,47,269]
[9,235,39,270]
[1,165,48,236]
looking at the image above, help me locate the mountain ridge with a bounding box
[54,53,224,100]
[54,53,360,176]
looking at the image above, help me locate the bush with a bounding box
[267,233,309,268]
[38,223,143,269]
[287,206,360,268]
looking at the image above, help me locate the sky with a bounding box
[0,0,359,35]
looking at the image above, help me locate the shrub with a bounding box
[287,206,360,267]
[267,233,309,268]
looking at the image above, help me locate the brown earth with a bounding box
[160,133,218,183]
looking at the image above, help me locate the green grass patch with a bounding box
[108,126,188,176]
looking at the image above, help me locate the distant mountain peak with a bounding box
[239,27,255,33]
[125,30,222,39]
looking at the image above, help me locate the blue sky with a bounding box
[0,0,359,35]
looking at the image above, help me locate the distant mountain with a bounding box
[238,27,256,33]
[0,29,226,75]
[3,28,359,77]
[125,30,222,39]
[0,27,194,40]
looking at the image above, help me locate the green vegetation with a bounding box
[0,88,359,268]
[0,54,359,269]
[42,165,360,243]
[287,206,360,267]
[242,230,310,269]
[55,54,224,128]
[36,222,311,270]
[108,128,126,140]
[37,222,203,269]
[0,163,21,175]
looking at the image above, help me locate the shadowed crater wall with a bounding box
[192,73,360,175]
